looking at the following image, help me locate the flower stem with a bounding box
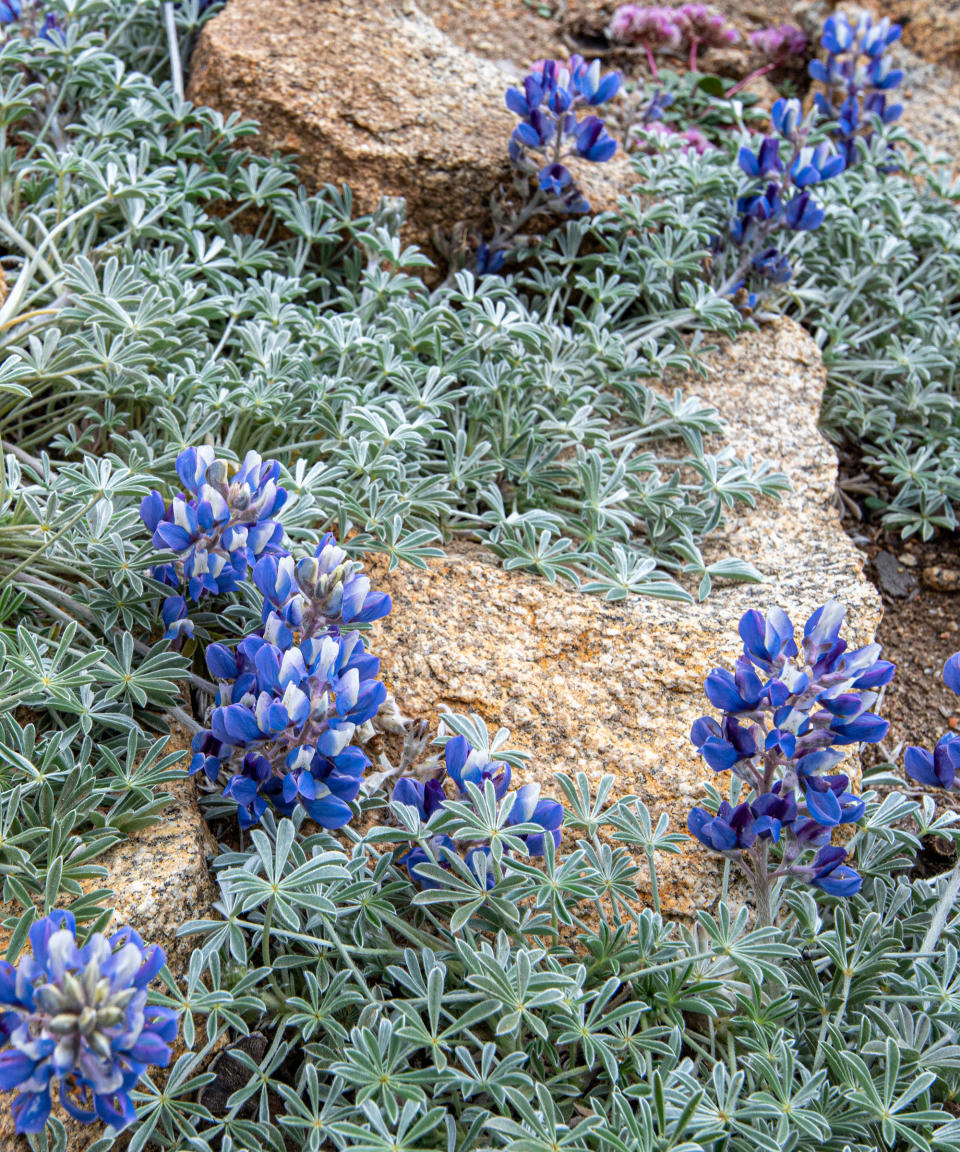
[726,63,775,99]
[752,841,774,927]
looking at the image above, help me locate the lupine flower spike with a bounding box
[0,0,63,37]
[140,446,289,642]
[0,912,178,1134]
[189,534,391,830]
[481,56,620,271]
[719,96,845,307]
[687,600,893,923]
[809,12,903,167]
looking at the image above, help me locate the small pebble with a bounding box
[899,553,919,567]
[873,550,916,598]
[923,565,960,592]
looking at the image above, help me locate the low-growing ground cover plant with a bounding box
[4,0,960,1149]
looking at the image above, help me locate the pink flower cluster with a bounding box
[749,23,807,60]
[679,3,740,50]
[609,4,683,51]
[609,4,739,72]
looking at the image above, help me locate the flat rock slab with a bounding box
[188,0,629,255]
[371,319,882,919]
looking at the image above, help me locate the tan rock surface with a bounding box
[371,318,882,919]
[187,0,631,257]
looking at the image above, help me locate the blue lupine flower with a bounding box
[444,734,511,799]
[860,14,900,56]
[751,247,792,282]
[254,535,391,632]
[0,0,21,23]
[751,787,798,833]
[790,142,846,187]
[724,81,847,302]
[397,833,459,889]
[160,595,193,642]
[392,737,564,890]
[800,772,865,826]
[687,794,789,853]
[738,137,783,179]
[771,97,802,138]
[141,447,287,603]
[505,56,619,228]
[791,816,833,848]
[189,547,390,830]
[688,601,890,904]
[575,116,618,162]
[784,191,825,231]
[539,162,572,194]
[514,110,555,150]
[393,776,447,821]
[809,11,903,166]
[691,715,758,774]
[739,607,798,673]
[570,55,622,105]
[821,12,856,54]
[704,657,768,714]
[0,912,178,1134]
[39,11,63,39]
[505,79,540,117]
[900,651,960,793]
[475,243,507,276]
[864,91,903,125]
[944,652,960,696]
[505,782,563,855]
[867,54,903,90]
[905,735,960,791]
[827,709,888,745]
[805,845,862,897]
[391,777,460,888]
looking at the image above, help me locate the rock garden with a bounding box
[2,0,960,1148]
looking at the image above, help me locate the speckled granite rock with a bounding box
[871,0,960,69]
[187,0,630,257]
[0,766,216,1150]
[370,318,882,919]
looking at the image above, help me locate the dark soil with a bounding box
[848,525,960,875]
[859,533,960,757]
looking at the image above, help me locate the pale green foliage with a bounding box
[55,743,960,1152]
[635,136,960,538]
[5,5,960,1152]
[0,0,785,608]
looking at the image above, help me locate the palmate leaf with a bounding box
[326,1099,447,1152]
